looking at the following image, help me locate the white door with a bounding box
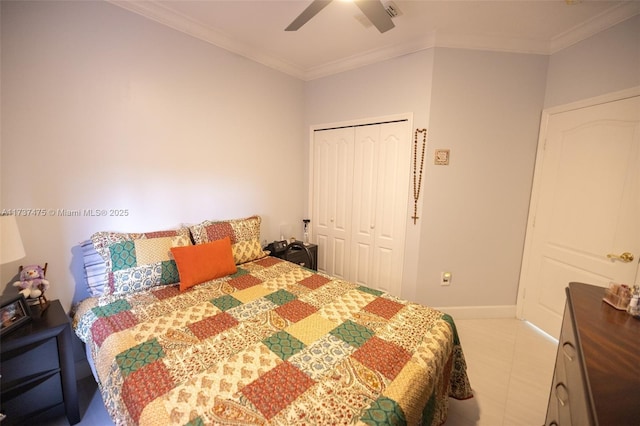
[518,93,640,338]
[350,121,410,296]
[312,127,354,279]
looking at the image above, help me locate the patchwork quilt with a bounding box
[74,256,472,425]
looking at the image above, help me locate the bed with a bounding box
[73,216,472,425]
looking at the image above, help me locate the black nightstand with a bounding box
[271,241,318,271]
[0,299,80,425]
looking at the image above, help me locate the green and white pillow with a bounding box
[91,228,191,296]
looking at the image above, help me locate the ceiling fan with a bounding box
[285,0,395,34]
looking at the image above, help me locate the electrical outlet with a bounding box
[441,272,452,286]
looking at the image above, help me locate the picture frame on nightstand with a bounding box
[0,294,31,336]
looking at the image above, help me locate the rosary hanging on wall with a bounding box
[412,128,427,224]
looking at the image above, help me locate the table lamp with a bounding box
[1,216,26,265]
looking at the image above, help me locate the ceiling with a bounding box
[109,0,640,80]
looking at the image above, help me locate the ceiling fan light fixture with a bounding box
[285,0,332,31]
[285,0,395,33]
[354,0,395,33]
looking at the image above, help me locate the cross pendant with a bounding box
[412,215,419,224]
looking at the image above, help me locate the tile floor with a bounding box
[43,318,558,426]
[446,318,558,425]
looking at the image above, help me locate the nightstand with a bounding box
[0,299,80,425]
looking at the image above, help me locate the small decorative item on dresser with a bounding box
[602,282,632,310]
[0,294,31,336]
[627,285,640,318]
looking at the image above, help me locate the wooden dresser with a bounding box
[545,282,640,426]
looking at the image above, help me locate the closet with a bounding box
[311,119,411,296]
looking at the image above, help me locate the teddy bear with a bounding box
[13,264,50,299]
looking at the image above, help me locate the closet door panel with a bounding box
[353,242,372,286]
[371,122,411,295]
[350,125,380,287]
[352,128,377,237]
[374,247,394,292]
[332,237,348,279]
[312,118,410,297]
[312,127,354,278]
[316,234,328,272]
[377,129,401,238]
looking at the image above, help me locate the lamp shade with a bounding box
[1,216,26,264]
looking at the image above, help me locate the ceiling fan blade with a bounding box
[354,0,395,33]
[285,0,333,31]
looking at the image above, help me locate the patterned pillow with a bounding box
[189,215,266,264]
[91,228,191,296]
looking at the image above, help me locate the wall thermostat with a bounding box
[435,149,450,165]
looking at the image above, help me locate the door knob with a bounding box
[606,252,635,263]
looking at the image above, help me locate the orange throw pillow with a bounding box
[171,237,237,291]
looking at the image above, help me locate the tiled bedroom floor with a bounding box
[446,318,558,425]
[45,318,557,426]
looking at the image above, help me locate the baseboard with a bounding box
[433,305,517,320]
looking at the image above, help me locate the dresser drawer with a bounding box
[1,337,60,383]
[1,370,64,423]
[546,303,572,426]
[558,302,590,426]
[547,349,569,425]
[546,285,602,426]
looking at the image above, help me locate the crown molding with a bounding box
[549,2,640,53]
[434,32,551,55]
[108,0,640,81]
[304,33,438,81]
[107,0,308,80]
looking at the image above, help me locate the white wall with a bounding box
[1,1,305,310]
[544,14,640,108]
[420,48,548,309]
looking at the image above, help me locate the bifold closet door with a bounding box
[350,121,410,296]
[312,127,354,279]
[312,120,410,296]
